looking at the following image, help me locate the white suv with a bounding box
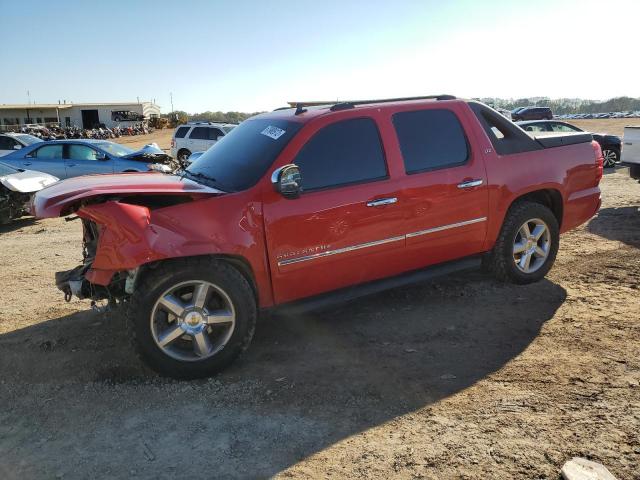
[170,122,237,162]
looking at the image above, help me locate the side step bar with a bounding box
[272,256,482,315]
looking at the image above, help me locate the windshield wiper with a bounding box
[179,170,227,191]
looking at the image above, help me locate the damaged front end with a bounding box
[55,218,129,302]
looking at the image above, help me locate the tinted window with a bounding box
[393,109,468,174]
[522,124,549,132]
[34,145,63,159]
[189,127,209,139]
[68,144,99,160]
[294,118,387,191]
[550,123,580,133]
[0,136,18,150]
[0,162,18,176]
[187,119,302,191]
[175,126,190,138]
[207,128,224,141]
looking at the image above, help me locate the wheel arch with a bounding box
[136,254,259,303]
[512,188,563,228]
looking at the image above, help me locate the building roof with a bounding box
[0,101,158,111]
[0,104,73,110]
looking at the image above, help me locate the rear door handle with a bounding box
[457,179,483,189]
[366,197,398,207]
[23,162,32,166]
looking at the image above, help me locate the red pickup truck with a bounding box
[34,95,603,378]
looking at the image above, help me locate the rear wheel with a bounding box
[602,148,619,168]
[487,201,559,284]
[127,258,257,379]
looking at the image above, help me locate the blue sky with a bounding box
[1,0,638,113]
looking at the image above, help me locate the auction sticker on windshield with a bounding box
[261,126,286,140]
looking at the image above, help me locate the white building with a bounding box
[0,101,161,130]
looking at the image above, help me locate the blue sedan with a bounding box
[1,139,171,179]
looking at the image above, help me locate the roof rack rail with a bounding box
[329,94,456,111]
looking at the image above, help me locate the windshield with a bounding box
[15,134,43,146]
[0,162,18,176]
[96,142,134,157]
[186,118,303,191]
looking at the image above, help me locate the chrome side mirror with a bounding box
[272,164,302,199]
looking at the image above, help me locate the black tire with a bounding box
[177,149,191,162]
[127,258,257,379]
[487,201,559,284]
[602,148,620,168]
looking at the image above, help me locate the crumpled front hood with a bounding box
[122,143,172,163]
[0,169,59,193]
[33,172,224,218]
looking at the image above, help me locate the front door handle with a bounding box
[23,162,32,166]
[457,179,483,189]
[366,197,398,207]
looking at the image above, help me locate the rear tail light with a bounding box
[592,140,603,182]
[171,138,175,148]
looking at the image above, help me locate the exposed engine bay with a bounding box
[0,185,31,224]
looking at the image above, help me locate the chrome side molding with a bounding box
[277,217,487,267]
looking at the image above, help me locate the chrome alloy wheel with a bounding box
[150,281,236,362]
[602,149,617,168]
[512,218,551,274]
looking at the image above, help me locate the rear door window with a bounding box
[207,128,224,141]
[189,127,209,140]
[174,126,190,138]
[33,144,63,159]
[392,109,468,174]
[294,118,387,191]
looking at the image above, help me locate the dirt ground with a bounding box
[0,145,639,479]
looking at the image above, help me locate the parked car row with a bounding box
[556,112,640,120]
[516,120,622,167]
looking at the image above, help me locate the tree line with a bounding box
[163,96,640,122]
[481,96,640,114]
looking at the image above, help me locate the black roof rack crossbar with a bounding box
[279,95,456,113]
[330,94,456,110]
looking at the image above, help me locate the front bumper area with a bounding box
[622,162,640,180]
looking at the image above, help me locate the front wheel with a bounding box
[601,148,619,168]
[487,201,559,284]
[127,259,257,379]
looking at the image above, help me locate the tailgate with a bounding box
[622,126,640,165]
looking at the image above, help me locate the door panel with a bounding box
[25,144,67,178]
[264,180,406,304]
[64,144,113,177]
[263,115,407,304]
[390,106,489,267]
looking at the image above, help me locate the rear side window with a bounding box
[0,136,18,150]
[33,144,63,159]
[174,126,190,138]
[393,109,468,174]
[207,128,224,141]
[189,127,209,140]
[294,118,387,191]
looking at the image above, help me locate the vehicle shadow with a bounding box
[0,216,36,234]
[603,164,626,175]
[0,272,566,479]
[587,205,640,247]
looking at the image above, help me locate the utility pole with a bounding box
[27,90,30,104]
[170,92,174,113]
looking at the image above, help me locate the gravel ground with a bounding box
[0,167,638,479]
